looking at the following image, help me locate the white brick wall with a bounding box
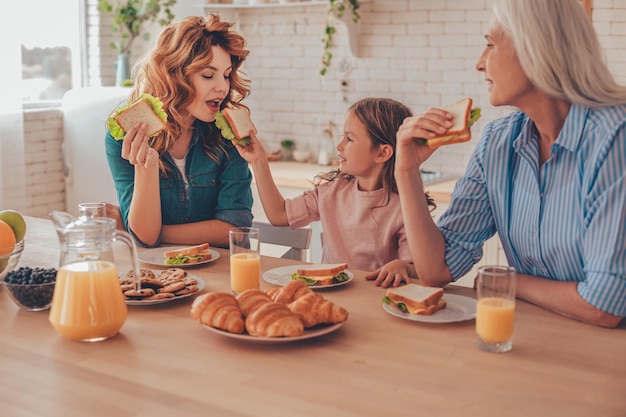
[14,0,626,215]
[199,0,626,175]
[20,110,65,217]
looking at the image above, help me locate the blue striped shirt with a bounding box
[439,103,626,316]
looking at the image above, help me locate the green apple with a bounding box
[0,210,27,242]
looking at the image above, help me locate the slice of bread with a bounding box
[184,250,212,264]
[115,98,166,137]
[296,263,348,277]
[437,97,472,137]
[385,283,446,315]
[222,108,257,140]
[163,243,210,259]
[424,97,473,149]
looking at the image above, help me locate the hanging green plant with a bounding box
[98,0,177,55]
[320,0,360,77]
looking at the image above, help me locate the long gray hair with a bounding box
[493,0,626,107]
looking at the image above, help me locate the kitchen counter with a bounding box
[255,161,457,203]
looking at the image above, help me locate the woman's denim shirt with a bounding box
[105,121,253,247]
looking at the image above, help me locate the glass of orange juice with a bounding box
[229,227,260,294]
[476,265,516,353]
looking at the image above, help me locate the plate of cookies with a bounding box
[119,268,206,305]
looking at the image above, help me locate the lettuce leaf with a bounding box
[468,107,481,128]
[382,296,408,313]
[107,93,167,140]
[215,111,234,140]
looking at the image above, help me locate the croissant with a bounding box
[190,292,244,334]
[266,279,313,304]
[245,302,304,337]
[288,292,349,328]
[236,289,273,318]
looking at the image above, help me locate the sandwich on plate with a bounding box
[291,263,350,286]
[382,283,447,315]
[107,94,168,140]
[419,97,481,149]
[215,107,257,146]
[163,243,212,265]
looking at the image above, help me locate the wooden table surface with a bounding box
[1,216,625,417]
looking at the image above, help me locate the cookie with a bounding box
[140,277,164,290]
[183,277,198,286]
[158,267,187,283]
[160,281,187,293]
[124,288,155,298]
[144,292,175,300]
[123,269,156,281]
[174,284,199,296]
[120,283,135,292]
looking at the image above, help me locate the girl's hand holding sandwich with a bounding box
[233,130,266,165]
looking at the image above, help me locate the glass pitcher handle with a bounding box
[113,230,142,292]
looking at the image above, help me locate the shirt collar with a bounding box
[511,103,588,153]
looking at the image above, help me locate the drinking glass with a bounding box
[229,227,260,294]
[78,202,106,218]
[476,265,516,353]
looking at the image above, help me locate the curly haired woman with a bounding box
[105,14,253,248]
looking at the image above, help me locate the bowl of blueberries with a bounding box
[3,265,57,311]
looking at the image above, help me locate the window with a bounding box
[20,0,84,107]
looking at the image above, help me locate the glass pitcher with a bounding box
[48,208,141,342]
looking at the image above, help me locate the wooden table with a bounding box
[1,217,624,417]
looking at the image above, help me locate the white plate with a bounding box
[382,294,476,323]
[139,247,220,268]
[202,321,345,344]
[262,265,354,289]
[125,273,206,306]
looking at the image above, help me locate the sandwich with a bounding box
[215,107,257,146]
[163,243,212,265]
[291,263,350,286]
[382,283,447,315]
[419,97,481,149]
[108,94,168,140]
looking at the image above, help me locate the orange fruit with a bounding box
[0,220,17,256]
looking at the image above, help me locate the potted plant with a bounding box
[320,0,360,76]
[97,0,177,85]
[280,139,295,161]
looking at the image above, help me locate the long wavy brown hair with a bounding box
[127,14,251,170]
[315,98,436,211]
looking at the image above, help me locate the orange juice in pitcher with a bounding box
[49,209,142,342]
[49,260,127,342]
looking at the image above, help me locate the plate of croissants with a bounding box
[190,280,348,343]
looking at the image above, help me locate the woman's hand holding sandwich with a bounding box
[395,108,453,173]
[121,122,159,169]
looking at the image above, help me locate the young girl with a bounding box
[105,14,253,248]
[236,98,435,287]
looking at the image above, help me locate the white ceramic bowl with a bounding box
[292,150,310,163]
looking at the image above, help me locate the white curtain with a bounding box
[0,9,27,211]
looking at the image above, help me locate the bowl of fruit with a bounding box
[3,266,57,311]
[0,209,27,282]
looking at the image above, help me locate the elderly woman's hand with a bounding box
[395,108,454,172]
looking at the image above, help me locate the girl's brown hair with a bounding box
[129,14,251,168]
[315,98,435,210]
